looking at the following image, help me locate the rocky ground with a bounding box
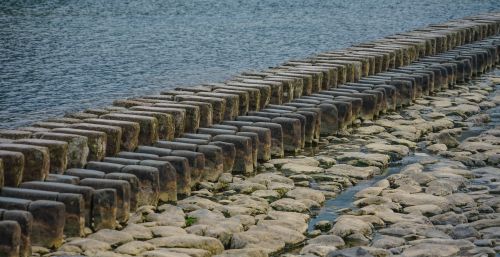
[36,71,500,257]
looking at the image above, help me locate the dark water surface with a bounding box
[1,0,500,128]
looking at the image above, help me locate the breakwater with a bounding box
[0,12,500,257]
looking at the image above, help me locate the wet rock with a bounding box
[314,220,333,231]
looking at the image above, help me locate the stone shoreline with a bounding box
[0,12,500,257]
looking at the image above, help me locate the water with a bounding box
[1,0,500,128]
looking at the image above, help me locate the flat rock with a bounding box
[150,226,188,237]
[214,248,268,257]
[147,234,224,255]
[326,164,380,180]
[270,198,309,213]
[281,163,324,174]
[402,243,459,257]
[329,216,373,238]
[286,187,325,204]
[115,240,155,255]
[336,152,390,168]
[87,229,134,247]
[365,143,409,159]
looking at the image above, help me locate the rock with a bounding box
[87,229,134,247]
[427,144,447,153]
[141,249,192,257]
[443,104,480,116]
[229,181,267,194]
[326,247,375,257]
[365,143,410,159]
[470,217,500,230]
[371,235,405,249]
[231,224,305,254]
[425,180,455,196]
[307,235,345,248]
[281,163,324,174]
[147,234,224,255]
[450,224,480,239]
[60,238,111,252]
[387,174,421,193]
[115,240,155,255]
[383,192,450,211]
[314,220,333,232]
[401,243,459,257]
[265,210,310,232]
[227,195,269,215]
[430,211,467,226]
[268,157,320,167]
[214,248,268,257]
[218,173,233,183]
[248,173,294,186]
[300,244,338,256]
[326,164,380,180]
[286,187,325,204]
[315,156,337,167]
[122,223,153,240]
[150,226,188,237]
[146,212,186,227]
[357,125,386,135]
[355,187,383,199]
[159,248,211,257]
[336,152,390,168]
[267,182,294,192]
[251,190,280,201]
[270,198,309,213]
[329,216,373,238]
[407,238,475,251]
[403,204,443,216]
[178,196,222,211]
